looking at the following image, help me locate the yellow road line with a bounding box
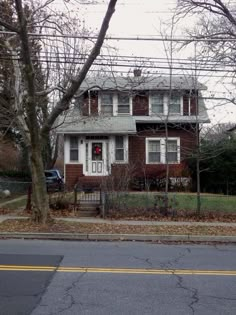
[0,265,236,276]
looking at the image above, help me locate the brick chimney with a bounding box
[133,69,142,77]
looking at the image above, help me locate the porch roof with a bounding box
[56,115,137,134]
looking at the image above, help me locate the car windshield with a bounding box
[45,171,57,177]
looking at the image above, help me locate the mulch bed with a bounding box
[1,206,236,223]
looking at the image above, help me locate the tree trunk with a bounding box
[29,144,49,223]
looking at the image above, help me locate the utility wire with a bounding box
[1,30,236,42]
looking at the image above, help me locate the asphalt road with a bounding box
[0,240,235,315]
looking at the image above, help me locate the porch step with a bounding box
[77,204,100,217]
[77,209,99,217]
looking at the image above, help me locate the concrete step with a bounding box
[77,209,99,217]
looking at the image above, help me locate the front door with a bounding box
[85,141,109,175]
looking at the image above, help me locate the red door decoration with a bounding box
[94,145,102,155]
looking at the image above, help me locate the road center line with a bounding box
[0,265,236,276]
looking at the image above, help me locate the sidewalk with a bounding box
[1,215,236,227]
[0,215,236,243]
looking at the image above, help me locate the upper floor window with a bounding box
[99,92,131,116]
[70,136,79,161]
[169,95,181,114]
[100,92,113,115]
[150,93,164,114]
[117,93,130,114]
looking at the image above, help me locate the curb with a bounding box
[0,232,236,243]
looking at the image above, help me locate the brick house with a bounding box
[57,74,209,189]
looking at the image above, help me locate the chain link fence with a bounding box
[0,180,31,195]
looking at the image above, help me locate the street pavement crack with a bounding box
[159,248,199,314]
[175,273,199,315]
[205,294,236,302]
[50,271,87,315]
[132,256,153,268]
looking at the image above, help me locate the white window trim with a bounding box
[69,135,80,163]
[168,95,183,115]
[146,137,180,164]
[149,93,165,116]
[98,92,132,116]
[98,92,113,116]
[111,135,129,164]
[148,93,183,116]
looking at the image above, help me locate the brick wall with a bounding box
[129,124,196,178]
[132,93,149,115]
[65,164,83,189]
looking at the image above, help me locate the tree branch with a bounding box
[41,0,117,136]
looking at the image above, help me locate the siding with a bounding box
[132,92,149,116]
[129,124,196,178]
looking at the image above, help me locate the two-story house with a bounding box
[57,73,209,189]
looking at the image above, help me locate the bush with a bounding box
[0,170,31,180]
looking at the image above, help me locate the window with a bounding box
[101,92,113,115]
[148,140,161,163]
[167,140,178,162]
[146,138,180,164]
[70,136,79,161]
[115,136,125,161]
[169,95,181,114]
[118,93,130,114]
[150,94,164,114]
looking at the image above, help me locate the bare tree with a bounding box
[0,0,117,223]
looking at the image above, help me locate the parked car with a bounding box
[44,169,64,192]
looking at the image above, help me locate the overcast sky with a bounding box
[56,0,236,125]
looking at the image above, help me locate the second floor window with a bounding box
[150,94,164,114]
[70,136,79,161]
[169,95,181,114]
[101,92,113,115]
[118,93,130,114]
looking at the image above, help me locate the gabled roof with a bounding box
[79,75,207,91]
[227,125,236,132]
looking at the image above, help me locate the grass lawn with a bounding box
[0,195,27,210]
[107,192,236,213]
[1,192,235,215]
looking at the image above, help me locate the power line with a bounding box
[1,30,236,42]
[0,55,235,73]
